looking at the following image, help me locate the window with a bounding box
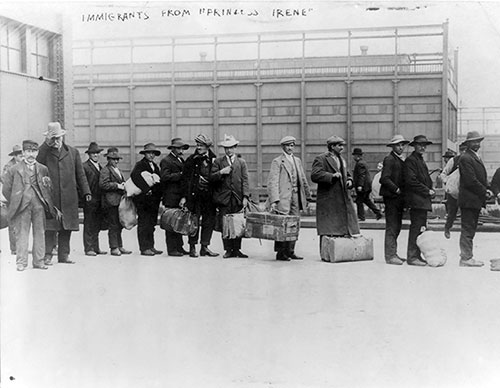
[31,31,52,78]
[0,21,23,72]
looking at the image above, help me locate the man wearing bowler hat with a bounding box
[211,134,250,259]
[404,134,436,267]
[37,122,91,265]
[131,143,163,256]
[352,147,382,221]
[380,134,410,265]
[160,138,190,256]
[82,142,106,256]
[458,131,493,267]
[268,135,312,261]
[1,144,24,255]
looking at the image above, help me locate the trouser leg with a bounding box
[107,206,121,249]
[8,224,16,253]
[363,194,381,216]
[459,207,480,261]
[383,198,403,260]
[31,197,46,267]
[45,230,57,259]
[444,196,459,231]
[356,196,365,220]
[12,209,30,268]
[57,229,72,261]
[407,208,427,262]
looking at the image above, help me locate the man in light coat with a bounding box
[267,135,312,261]
[37,122,91,265]
[311,136,359,245]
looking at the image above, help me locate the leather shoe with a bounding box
[85,251,97,256]
[110,248,122,256]
[397,255,406,262]
[141,249,155,256]
[58,259,75,264]
[223,250,234,259]
[444,229,451,239]
[376,213,383,220]
[119,247,132,255]
[407,259,427,266]
[33,264,48,270]
[179,248,189,255]
[151,248,163,255]
[386,257,403,265]
[276,253,290,261]
[43,254,53,266]
[16,264,25,271]
[233,250,248,258]
[96,250,107,255]
[289,253,304,260]
[168,251,183,257]
[200,247,219,257]
[189,246,198,258]
[460,259,484,267]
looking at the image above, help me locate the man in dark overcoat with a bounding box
[181,134,219,258]
[37,122,91,264]
[211,135,250,259]
[311,135,358,248]
[352,147,382,221]
[130,143,163,256]
[82,142,106,256]
[160,138,190,256]
[458,131,493,267]
[404,135,435,266]
[380,135,409,265]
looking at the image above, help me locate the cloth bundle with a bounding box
[119,195,138,230]
[416,230,447,267]
[124,171,160,197]
[222,213,247,239]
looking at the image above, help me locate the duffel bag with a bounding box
[160,207,198,236]
[118,195,138,230]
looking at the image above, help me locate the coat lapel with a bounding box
[279,154,293,178]
[58,144,69,161]
[325,153,340,173]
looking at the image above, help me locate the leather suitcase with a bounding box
[245,212,300,241]
[320,235,374,263]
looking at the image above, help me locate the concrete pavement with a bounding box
[1,226,500,388]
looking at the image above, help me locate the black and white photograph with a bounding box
[1,1,500,387]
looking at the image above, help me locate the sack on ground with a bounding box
[119,195,138,230]
[124,178,142,197]
[223,213,247,239]
[160,207,198,236]
[416,230,447,267]
[445,168,460,200]
[320,235,374,263]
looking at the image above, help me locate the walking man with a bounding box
[2,140,59,271]
[268,135,312,261]
[380,135,409,265]
[404,135,435,267]
[130,143,163,256]
[160,138,190,256]
[82,142,106,256]
[352,147,382,221]
[37,122,91,265]
[458,131,493,267]
[211,135,250,259]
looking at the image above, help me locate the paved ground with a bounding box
[1,226,500,388]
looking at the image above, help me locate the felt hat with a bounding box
[462,130,484,144]
[104,147,122,159]
[442,150,456,158]
[219,134,239,148]
[85,142,103,154]
[352,147,363,155]
[194,134,213,147]
[8,144,22,156]
[22,140,38,151]
[386,134,410,147]
[43,122,66,138]
[139,143,161,156]
[326,135,346,146]
[280,136,296,146]
[168,138,189,150]
[409,135,433,146]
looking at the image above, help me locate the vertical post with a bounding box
[255,82,263,187]
[394,28,399,78]
[345,80,353,170]
[347,31,352,79]
[300,32,306,167]
[128,85,137,166]
[213,36,218,83]
[88,86,96,141]
[257,34,261,81]
[392,80,400,135]
[441,20,449,155]
[212,84,219,155]
[170,38,176,138]
[482,107,486,134]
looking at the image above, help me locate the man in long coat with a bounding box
[268,135,312,261]
[380,134,409,265]
[458,131,493,267]
[491,166,500,203]
[82,142,106,256]
[3,140,59,271]
[211,135,250,259]
[130,143,163,256]
[311,135,359,242]
[404,135,435,266]
[352,147,382,221]
[37,122,91,264]
[160,138,190,256]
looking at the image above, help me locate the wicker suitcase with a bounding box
[320,235,374,263]
[245,212,300,241]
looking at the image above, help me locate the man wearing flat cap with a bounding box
[311,136,359,246]
[1,144,24,255]
[352,147,382,221]
[3,140,59,271]
[268,135,312,261]
[160,138,190,256]
[181,134,219,257]
[458,131,493,267]
[380,134,409,265]
[82,142,106,256]
[130,143,163,256]
[37,122,91,265]
[404,135,436,267]
[211,134,250,259]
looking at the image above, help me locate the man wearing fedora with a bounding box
[181,134,219,258]
[404,134,436,266]
[458,131,493,267]
[352,147,382,221]
[82,142,106,256]
[37,122,91,265]
[211,134,250,259]
[2,140,59,271]
[311,136,359,247]
[380,135,410,265]
[130,143,163,256]
[1,144,24,255]
[100,147,132,256]
[269,135,312,261]
[160,138,190,256]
